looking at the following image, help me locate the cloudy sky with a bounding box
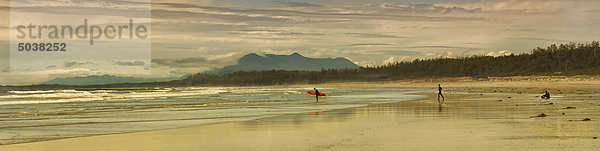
[1,0,599,85]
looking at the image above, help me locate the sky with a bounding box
[1,0,599,85]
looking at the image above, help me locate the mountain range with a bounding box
[41,53,361,85]
[214,53,360,74]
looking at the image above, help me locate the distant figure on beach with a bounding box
[541,90,550,99]
[438,84,445,102]
[314,88,319,103]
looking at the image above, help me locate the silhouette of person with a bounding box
[314,88,319,103]
[438,84,445,103]
[541,90,550,99]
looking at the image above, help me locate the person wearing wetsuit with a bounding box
[314,88,319,103]
[438,84,445,102]
[542,90,550,99]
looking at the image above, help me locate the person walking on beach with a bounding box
[438,84,445,103]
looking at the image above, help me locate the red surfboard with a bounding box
[307,91,326,96]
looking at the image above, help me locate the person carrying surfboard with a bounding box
[307,88,325,102]
[314,88,319,103]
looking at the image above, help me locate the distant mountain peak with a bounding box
[244,53,260,56]
[216,52,360,74]
[241,53,262,59]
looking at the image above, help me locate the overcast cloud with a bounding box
[1,0,599,85]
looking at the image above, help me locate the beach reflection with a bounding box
[2,91,599,151]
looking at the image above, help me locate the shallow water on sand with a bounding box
[0,87,423,145]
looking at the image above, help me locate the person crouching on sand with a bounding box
[541,90,550,99]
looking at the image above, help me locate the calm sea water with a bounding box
[0,87,423,145]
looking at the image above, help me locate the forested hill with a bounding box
[374,41,600,78]
[168,42,600,86]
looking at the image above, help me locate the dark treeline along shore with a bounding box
[2,42,600,89]
[171,41,600,86]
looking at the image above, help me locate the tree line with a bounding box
[165,41,600,86]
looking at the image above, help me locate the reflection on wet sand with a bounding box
[1,90,599,151]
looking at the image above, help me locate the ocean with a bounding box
[0,86,424,145]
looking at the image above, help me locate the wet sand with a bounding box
[2,80,600,151]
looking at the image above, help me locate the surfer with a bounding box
[541,90,550,99]
[314,88,319,103]
[438,84,444,103]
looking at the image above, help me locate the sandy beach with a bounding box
[1,77,600,151]
[3,0,600,150]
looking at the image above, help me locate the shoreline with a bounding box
[2,75,600,90]
[1,92,434,151]
[1,80,599,150]
[2,84,599,150]
[0,89,427,146]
